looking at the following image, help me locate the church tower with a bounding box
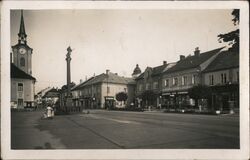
[132,64,142,78]
[12,10,33,75]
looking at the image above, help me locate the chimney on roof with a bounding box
[180,55,185,61]
[194,47,200,56]
[106,69,110,75]
[85,76,87,81]
[80,79,83,83]
[163,61,167,65]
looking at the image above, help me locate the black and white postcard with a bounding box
[1,1,249,160]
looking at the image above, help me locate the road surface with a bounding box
[11,109,239,149]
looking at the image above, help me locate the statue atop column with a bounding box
[65,46,73,111]
[66,46,72,97]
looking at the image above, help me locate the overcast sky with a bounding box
[10,9,237,93]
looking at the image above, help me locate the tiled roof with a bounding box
[135,63,171,80]
[203,50,239,73]
[86,72,135,85]
[135,72,144,80]
[71,77,94,91]
[73,72,135,90]
[152,65,167,76]
[42,88,60,98]
[165,47,224,73]
[11,63,36,80]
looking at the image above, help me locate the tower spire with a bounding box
[18,10,27,44]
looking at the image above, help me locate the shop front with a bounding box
[104,96,115,109]
[210,84,239,113]
[162,91,195,111]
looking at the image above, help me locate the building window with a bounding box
[20,57,25,67]
[164,79,169,87]
[153,82,158,89]
[192,75,196,84]
[18,83,23,91]
[221,73,227,84]
[182,76,187,86]
[107,87,110,94]
[139,84,143,92]
[146,83,150,90]
[173,77,178,86]
[209,75,214,85]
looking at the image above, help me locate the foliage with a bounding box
[61,82,76,90]
[188,84,212,100]
[141,90,156,104]
[115,92,128,102]
[218,9,239,51]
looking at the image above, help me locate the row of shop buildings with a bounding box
[59,46,239,113]
[135,47,239,112]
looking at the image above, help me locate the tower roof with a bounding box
[132,64,142,76]
[18,10,27,38]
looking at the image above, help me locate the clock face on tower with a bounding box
[19,47,27,54]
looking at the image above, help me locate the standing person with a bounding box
[47,105,53,119]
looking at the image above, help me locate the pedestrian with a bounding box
[47,105,53,119]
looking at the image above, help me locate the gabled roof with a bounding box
[164,47,224,73]
[42,88,60,98]
[152,64,167,76]
[135,63,173,80]
[73,72,135,91]
[71,77,95,91]
[135,72,144,80]
[11,63,36,80]
[203,50,239,73]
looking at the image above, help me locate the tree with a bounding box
[115,92,128,105]
[218,9,239,51]
[188,85,212,108]
[141,90,156,106]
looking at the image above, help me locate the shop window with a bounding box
[18,99,23,106]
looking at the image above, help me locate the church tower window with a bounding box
[20,57,25,66]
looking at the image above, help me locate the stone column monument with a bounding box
[65,46,73,110]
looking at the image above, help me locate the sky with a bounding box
[10,9,237,93]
